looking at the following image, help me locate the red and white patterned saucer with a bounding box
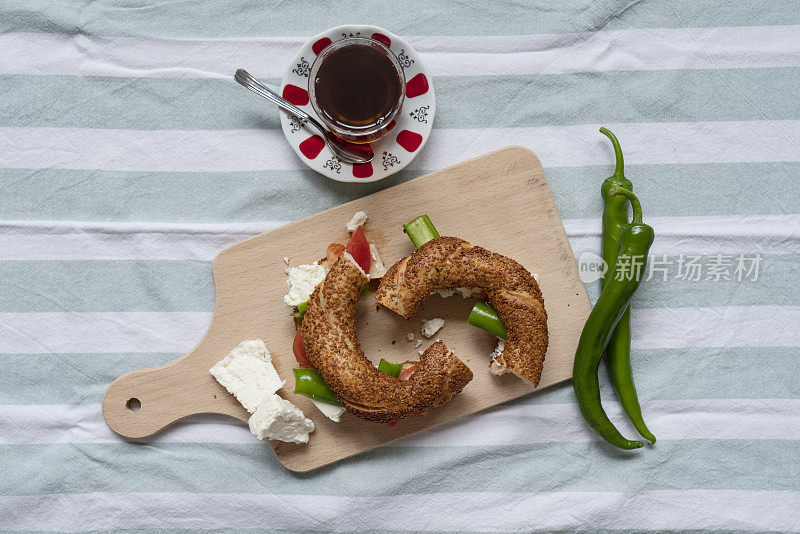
[279,25,436,183]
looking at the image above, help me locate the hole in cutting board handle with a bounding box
[126,398,141,412]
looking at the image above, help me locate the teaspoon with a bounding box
[234,69,373,165]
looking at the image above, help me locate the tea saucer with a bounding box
[279,25,436,183]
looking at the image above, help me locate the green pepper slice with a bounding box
[467,301,507,339]
[378,358,402,377]
[293,368,341,406]
[290,300,307,318]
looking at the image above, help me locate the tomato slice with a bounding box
[293,329,312,367]
[399,363,417,381]
[345,226,371,274]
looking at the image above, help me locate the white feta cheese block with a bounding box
[368,243,387,279]
[209,339,285,413]
[310,399,347,422]
[346,211,368,232]
[248,393,315,443]
[284,262,326,306]
[421,317,445,338]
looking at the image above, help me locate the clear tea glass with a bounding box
[309,37,405,144]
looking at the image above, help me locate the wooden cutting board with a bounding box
[103,146,591,472]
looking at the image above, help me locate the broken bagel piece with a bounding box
[375,236,548,386]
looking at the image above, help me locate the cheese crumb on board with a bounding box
[249,393,315,443]
[284,262,326,306]
[414,339,422,348]
[346,211,368,232]
[310,399,347,422]
[421,317,445,338]
[406,332,415,341]
[368,243,387,279]
[283,256,289,265]
[209,339,285,413]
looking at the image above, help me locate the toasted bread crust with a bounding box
[301,254,473,423]
[375,237,548,386]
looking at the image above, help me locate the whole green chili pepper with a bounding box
[293,368,341,406]
[573,187,654,449]
[599,128,656,445]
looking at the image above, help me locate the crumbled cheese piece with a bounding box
[284,262,326,306]
[533,273,540,283]
[406,332,415,341]
[418,349,424,356]
[346,211,368,232]
[421,317,445,338]
[310,399,347,422]
[414,339,422,348]
[434,287,474,298]
[283,256,289,265]
[248,393,315,443]
[490,339,507,376]
[209,339,285,413]
[368,243,387,279]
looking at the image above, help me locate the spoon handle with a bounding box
[234,68,313,122]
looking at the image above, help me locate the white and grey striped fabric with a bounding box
[2,1,799,531]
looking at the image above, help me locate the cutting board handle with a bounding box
[102,350,248,440]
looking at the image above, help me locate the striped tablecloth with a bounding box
[2,1,799,531]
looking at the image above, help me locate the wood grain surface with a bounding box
[102,146,591,472]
